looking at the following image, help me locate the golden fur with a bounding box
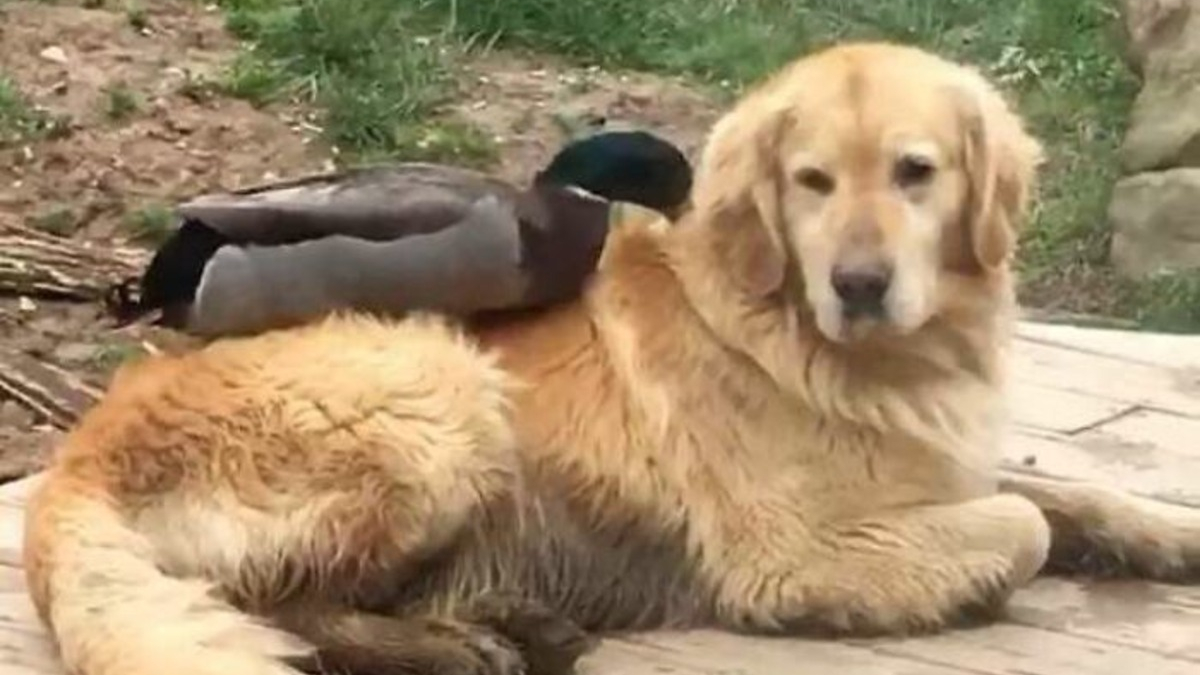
[22,42,1200,675]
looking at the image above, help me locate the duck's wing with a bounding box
[184,194,531,338]
[176,163,522,245]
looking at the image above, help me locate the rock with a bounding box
[0,401,34,429]
[26,315,69,336]
[39,45,68,65]
[1119,0,1192,75]
[1109,168,1200,277]
[51,342,98,365]
[1120,0,1200,171]
[0,427,59,481]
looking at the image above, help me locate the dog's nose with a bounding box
[831,264,892,318]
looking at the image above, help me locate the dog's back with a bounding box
[24,313,525,675]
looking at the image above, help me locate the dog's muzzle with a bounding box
[832,262,892,320]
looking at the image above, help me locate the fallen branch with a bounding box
[0,349,101,429]
[0,221,148,301]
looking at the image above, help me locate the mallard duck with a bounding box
[105,130,692,338]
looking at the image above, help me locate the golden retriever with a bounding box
[22,41,1200,675]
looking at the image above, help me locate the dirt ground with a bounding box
[0,1,721,482]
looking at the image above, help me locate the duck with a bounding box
[104,130,692,339]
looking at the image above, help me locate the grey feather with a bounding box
[186,195,528,337]
[176,164,522,245]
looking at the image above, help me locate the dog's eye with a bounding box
[894,156,936,187]
[795,167,835,195]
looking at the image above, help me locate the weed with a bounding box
[177,71,221,103]
[125,1,148,31]
[26,206,77,237]
[219,49,290,106]
[103,83,141,121]
[90,342,145,371]
[0,75,55,146]
[378,119,498,166]
[1119,271,1200,333]
[121,202,175,244]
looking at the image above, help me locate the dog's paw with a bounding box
[284,612,529,675]
[733,495,1050,637]
[786,554,1022,637]
[1042,487,1200,583]
[460,593,595,675]
[381,618,528,675]
[459,627,529,675]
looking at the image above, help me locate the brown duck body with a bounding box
[110,165,616,338]
[177,163,524,244]
[107,132,693,339]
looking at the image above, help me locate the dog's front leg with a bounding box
[704,493,1051,636]
[1000,470,1200,582]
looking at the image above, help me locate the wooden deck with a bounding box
[1,320,1198,674]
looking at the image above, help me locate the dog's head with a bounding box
[689,42,1043,344]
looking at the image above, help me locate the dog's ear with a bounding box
[691,99,790,297]
[953,74,1043,272]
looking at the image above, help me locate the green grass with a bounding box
[121,202,175,244]
[1121,272,1200,333]
[212,0,497,166]
[103,82,141,121]
[0,75,54,147]
[177,70,222,103]
[124,2,149,32]
[89,341,146,372]
[26,205,77,237]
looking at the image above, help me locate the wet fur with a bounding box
[23,42,1200,675]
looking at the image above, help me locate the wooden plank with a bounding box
[0,658,56,675]
[869,621,1199,674]
[596,630,971,675]
[1002,428,1200,507]
[1011,340,1200,418]
[1078,408,1200,460]
[1006,578,1200,661]
[1007,381,1134,434]
[580,641,714,674]
[1016,322,1200,371]
[0,586,57,675]
[0,566,26,594]
[0,628,59,675]
[0,503,23,569]
[0,475,40,507]
[0,596,43,641]
[0,479,36,571]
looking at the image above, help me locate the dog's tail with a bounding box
[23,476,312,675]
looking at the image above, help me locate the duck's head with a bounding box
[534,130,693,220]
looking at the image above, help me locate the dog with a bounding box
[22,42,1200,675]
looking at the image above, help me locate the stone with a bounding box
[52,342,98,365]
[1119,0,1200,171]
[38,45,68,65]
[1120,0,1192,75]
[0,401,34,429]
[1109,168,1200,277]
